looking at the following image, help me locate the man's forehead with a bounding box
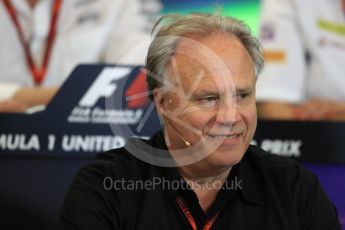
[172,33,253,77]
[191,73,254,91]
[168,56,254,89]
[164,70,254,99]
[175,32,246,57]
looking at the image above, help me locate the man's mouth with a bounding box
[207,133,241,139]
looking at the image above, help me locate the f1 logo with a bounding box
[79,67,131,107]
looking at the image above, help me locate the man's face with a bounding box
[155,32,257,169]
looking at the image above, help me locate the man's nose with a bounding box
[215,98,240,126]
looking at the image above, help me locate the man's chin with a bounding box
[205,146,246,168]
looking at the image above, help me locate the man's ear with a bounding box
[153,89,167,116]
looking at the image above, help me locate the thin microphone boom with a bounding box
[167,121,191,147]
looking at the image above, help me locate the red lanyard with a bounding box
[3,0,63,85]
[342,0,345,16]
[176,196,219,230]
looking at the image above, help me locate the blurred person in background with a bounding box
[256,0,345,121]
[0,0,161,113]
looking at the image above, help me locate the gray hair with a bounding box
[145,12,264,99]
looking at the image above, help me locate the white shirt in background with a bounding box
[256,0,345,103]
[0,0,161,100]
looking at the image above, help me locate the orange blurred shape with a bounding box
[263,50,286,62]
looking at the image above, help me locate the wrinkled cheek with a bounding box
[183,115,211,140]
[246,111,257,140]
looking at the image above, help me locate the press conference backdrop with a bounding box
[1,1,344,229]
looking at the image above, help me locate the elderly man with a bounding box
[60,13,341,229]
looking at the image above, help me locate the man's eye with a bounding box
[237,93,249,100]
[199,96,218,106]
[203,96,217,101]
